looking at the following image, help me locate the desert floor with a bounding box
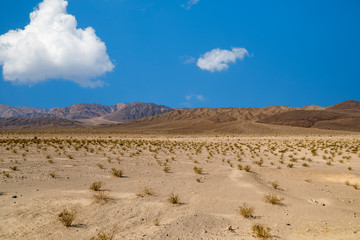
[0,134,359,239]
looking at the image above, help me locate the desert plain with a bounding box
[0,131,359,240]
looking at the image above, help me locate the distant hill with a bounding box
[326,100,360,110]
[116,100,359,133]
[0,117,82,129]
[1,100,359,133]
[104,102,175,122]
[0,102,175,123]
[258,100,360,132]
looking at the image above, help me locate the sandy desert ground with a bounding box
[0,133,359,239]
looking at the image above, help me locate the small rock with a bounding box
[12,195,17,198]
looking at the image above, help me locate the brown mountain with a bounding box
[104,102,175,122]
[112,100,358,134]
[326,100,360,110]
[0,102,175,123]
[0,117,82,129]
[114,105,319,134]
[1,100,359,133]
[136,106,298,123]
[258,100,360,131]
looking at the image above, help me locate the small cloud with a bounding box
[182,93,206,107]
[185,94,206,102]
[182,56,196,64]
[196,47,249,72]
[0,0,114,88]
[182,0,200,9]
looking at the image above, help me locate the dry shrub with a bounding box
[252,224,271,239]
[270,181,279,189]
[90,231,114,240]
[193,166,203,174]
[264,194,284,205]
[136,187,155,197]
[111,168,122,177]
[90,181,103,191]
[163,166,171,173]
[238,203,255,218]
[168,193,179,204]
[244,165,251,172]
[58,208,76,227]
[93,191,111,204]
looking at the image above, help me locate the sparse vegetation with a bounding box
[254,159,264,166]
[154,218,160,226]
[93,191,111,204]
[58,208,76,227]
[270,181,279,189]
[238,203,255,218]
[136,187,155,197]
[1,135,360,238]
[252,224,271,239]
[89,231,114,240]
[90,181,103,191]
[168,193,179,204]
[244,165,251,172]
[10,166,17,171]
[264,194,284,205]
[111,168,123,177]
[193,166,203,174]
[163,166,171,173]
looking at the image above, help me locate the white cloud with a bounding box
[196,47,248,72]
[0,0,114,87]
[183,56,196,64]
[185,94,206,101]
[182,0,200,9]
[182,93,206,108]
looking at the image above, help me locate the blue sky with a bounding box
[0,0,359,109]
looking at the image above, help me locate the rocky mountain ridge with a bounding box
[0,102,175,123]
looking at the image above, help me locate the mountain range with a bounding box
[1,100,360,132]
[0,102,174,123]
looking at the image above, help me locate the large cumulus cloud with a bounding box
[0,0,114,87]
